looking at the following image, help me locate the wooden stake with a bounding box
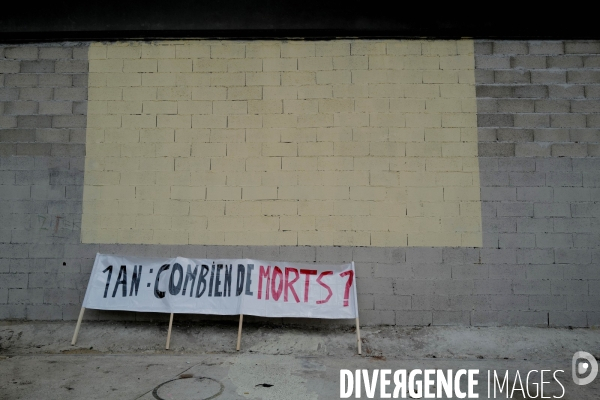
[351,262,362,355]
[165,313,174,350]
[236,314,244,351]
[71,307,86,345]
[355,316,362,355]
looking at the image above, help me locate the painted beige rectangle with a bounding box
[82,40,482,247]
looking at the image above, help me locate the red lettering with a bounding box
[258,265,270,300]
[316,271,333,304]
[271,266,283,301]
[284,267,300,303]
[300,269,317,303]
[340,270,354,307]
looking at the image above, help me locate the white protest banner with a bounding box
[82,253,358,319]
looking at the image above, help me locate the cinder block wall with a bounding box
[0,40,598,327]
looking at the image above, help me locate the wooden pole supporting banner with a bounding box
[351,262,362,355]
[236,314,244,351]
[166,313,174,350]
[71,307,86,345]
[355,317,362,355]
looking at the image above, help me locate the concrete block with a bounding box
[517,248,554,264]
[412,295,448,310]
[278,246,316,262]
[528,41,564,55]
[499,233,536,248]
[478,143,515,157]
[39,47,73,59]
[550,85,587,101]
[555,249,591,264]
[482,218,516,233]
[549,311,587,327]
[546,172,582,187]
[394,280,434,295]
[481,187,516,201]
[497,311,547,326]
[497,202,533,217]
[412,264,451,280]
[434,280,475,295]
[474,280,511,295]
[360,310,395,326]
[27,305,62,320]
[480,249,516,264]
[496,158,537,172]
[513,85,548,98]
[493,42,528,55]
[479,171,509,186]
[448,295,490,311]
[395,310,432,326]
[491,295,528,310]
[572,233,600,249]
[478,113,514,127]
[356,278,393,295]
[536,158,572,172]
[373,264,411,278]
[8,288,43,304]
[432,311,470,326]
[475,56,509,69]
[511,55,546,68]
[551,280,588,295]
[405,248,442,264]
[315,246,353,262]
[589,312,600,327]
[531,71,566,84]
[451,265,489,280]
[524,264,565,280]
[567,296,600,311]
[529,295,567,311]
[514,114,550,128]
[374,294,411,310]
[516,187,553,202]
[353,247,405,263]
[495,70,530,84]
[509,172,546,187]
[533,203,570,218]
[474,41,492,54]
[565,41,600,54]
[443,248,480,264]
[20,60,54,73]
[0,244,29,258]
[497,129,534,142]
[476,85,512,98]
[474,70,494,84]
[536,233,573,249]
[0,305,27,319]
[513,279,551,295]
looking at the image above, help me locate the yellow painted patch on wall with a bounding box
[81,40,482,247]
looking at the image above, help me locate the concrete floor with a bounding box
[1,320,599,399]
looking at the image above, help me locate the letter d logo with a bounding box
[572,351,598,385]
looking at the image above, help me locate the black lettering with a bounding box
[112,265,127,298]
[154,264,170,299]
[245,264,254,295]
[195,264,210,298]
[208,263,216,297]
[169,263,184,295]
[129,265,142,296]
[223,264,232,297]
[182,265,198,297]
[214,264,223,297]
[103,265,113,298]
[236,264,245,296]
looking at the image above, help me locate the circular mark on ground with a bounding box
[152,376,224,400]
